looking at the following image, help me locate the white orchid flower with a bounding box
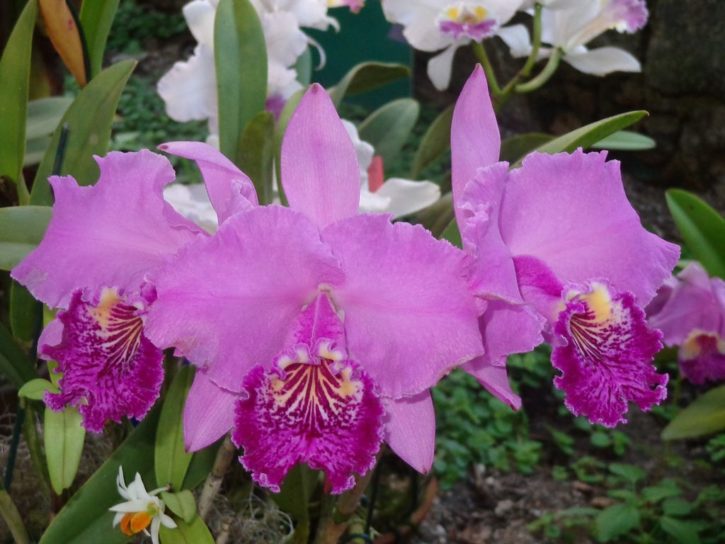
[381,0,525,90]
[499,0,648,76]
[110,467,176,544]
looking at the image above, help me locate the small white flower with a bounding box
[381,0,524,90]
[110,467,176,544]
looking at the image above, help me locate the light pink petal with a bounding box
[12,150,201,308]
[500,150,680,304]
[458,163,521,302]
[145,206,344,393]
[280,84,360,229]
[463,299,545,409]
[184,371,237,452]
[322,214,483,398]
[159,141,258,224]
[451,66,500,217]
[385,392,435,473]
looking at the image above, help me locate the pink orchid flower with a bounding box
[450,66,680,427]
[647,262,725,385]
[144,85,484,493]
[12,149,257,432]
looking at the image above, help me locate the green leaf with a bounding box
[160,516,215,544]
[182,441,220,491]
[0,489,30,544]
[39,408,159,544]
[274,465,317,543]
[161,490,197,523]
[156,366,195,491]
[26,97,73,140]
[18,378,57,400]
[0,321,36,387]
[660,516,701,544]
[591,130,656,151]
[595,503,640,542]
[329,62,410,106]
[519,111,648,166]
[662,497,694,517]
[666,189,725,278]
[662,385,725,440]
[294,47,312,86]
[411,105,453,178]
[358,98,419,167]
[30,59,136,205]
[79,0,120,78]
[237,111,275,205]
[24,135,52,166]
[44,405,86,494]
[0,205,51,270]
[608,463,646,485]
[215,0,267,166]
[500,133,553,163]
[642,479,681,503]
[9,282,42,343]
[440,219,462,248]
[0,0,37,197]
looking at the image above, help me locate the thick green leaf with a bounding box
[215,0,267,166]
[500,132,553,163]
[662,385,725,440]
[161,490,197,523]
[9,282,42,343]
[0,489,30,544]
[358,98,419,167]
[39,409,159,544]
[274,465,317,543]
[26,97,73,140]
[666,189,725,278]
[237,111,275,205]
[0,321,36,387]
[30,60,136,205]
[440,219,462,248]
[595,503,640,542]
[0,0,37,195]
[18,378,56,400]
[156,366,195,491]
[0,205,51,270]
[79,0,120,78]
[294,47,312,86]
[521,111,648,165]
[411,105,453,178]
[182,441,220,491]
[44,405,86,494]
[660,516,701,544]
[591,130,656,151]
[329,62,410,106]
[160,516,215,544]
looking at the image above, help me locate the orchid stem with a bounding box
[515,48,562,93]
[471,41,502,97]
[520,3,543,78]
[198,437,236,521]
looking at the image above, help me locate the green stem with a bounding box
[20,400,50,494]
[516,48,562,93]
[471,41,502,96]
[520,3,543,78]
[0,489,30,544]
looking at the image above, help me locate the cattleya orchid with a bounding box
[110,467,176,544]
[11,149,257,432]
[381,0,524,90]
[499,0,648,76]
[450,66,680,426]
[144,85,483,493]
[647,263,725,385]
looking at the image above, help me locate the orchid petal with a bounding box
[184,371,238,451]
[157,45,217,123]
[385,392,435,473]
[322,214,483,397]
[427,44,459,91]
[281,84,360,229]
[12,150,201,308]
[159,141,258,224]
[564,46,641,75]
[374,177,441,218]
[497,24,532,58]
[451,66,500,216]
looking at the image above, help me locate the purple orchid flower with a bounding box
[450,66,680,427]
[144,85,484,494]
[647,262,725,384]
[11,148,257,432]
